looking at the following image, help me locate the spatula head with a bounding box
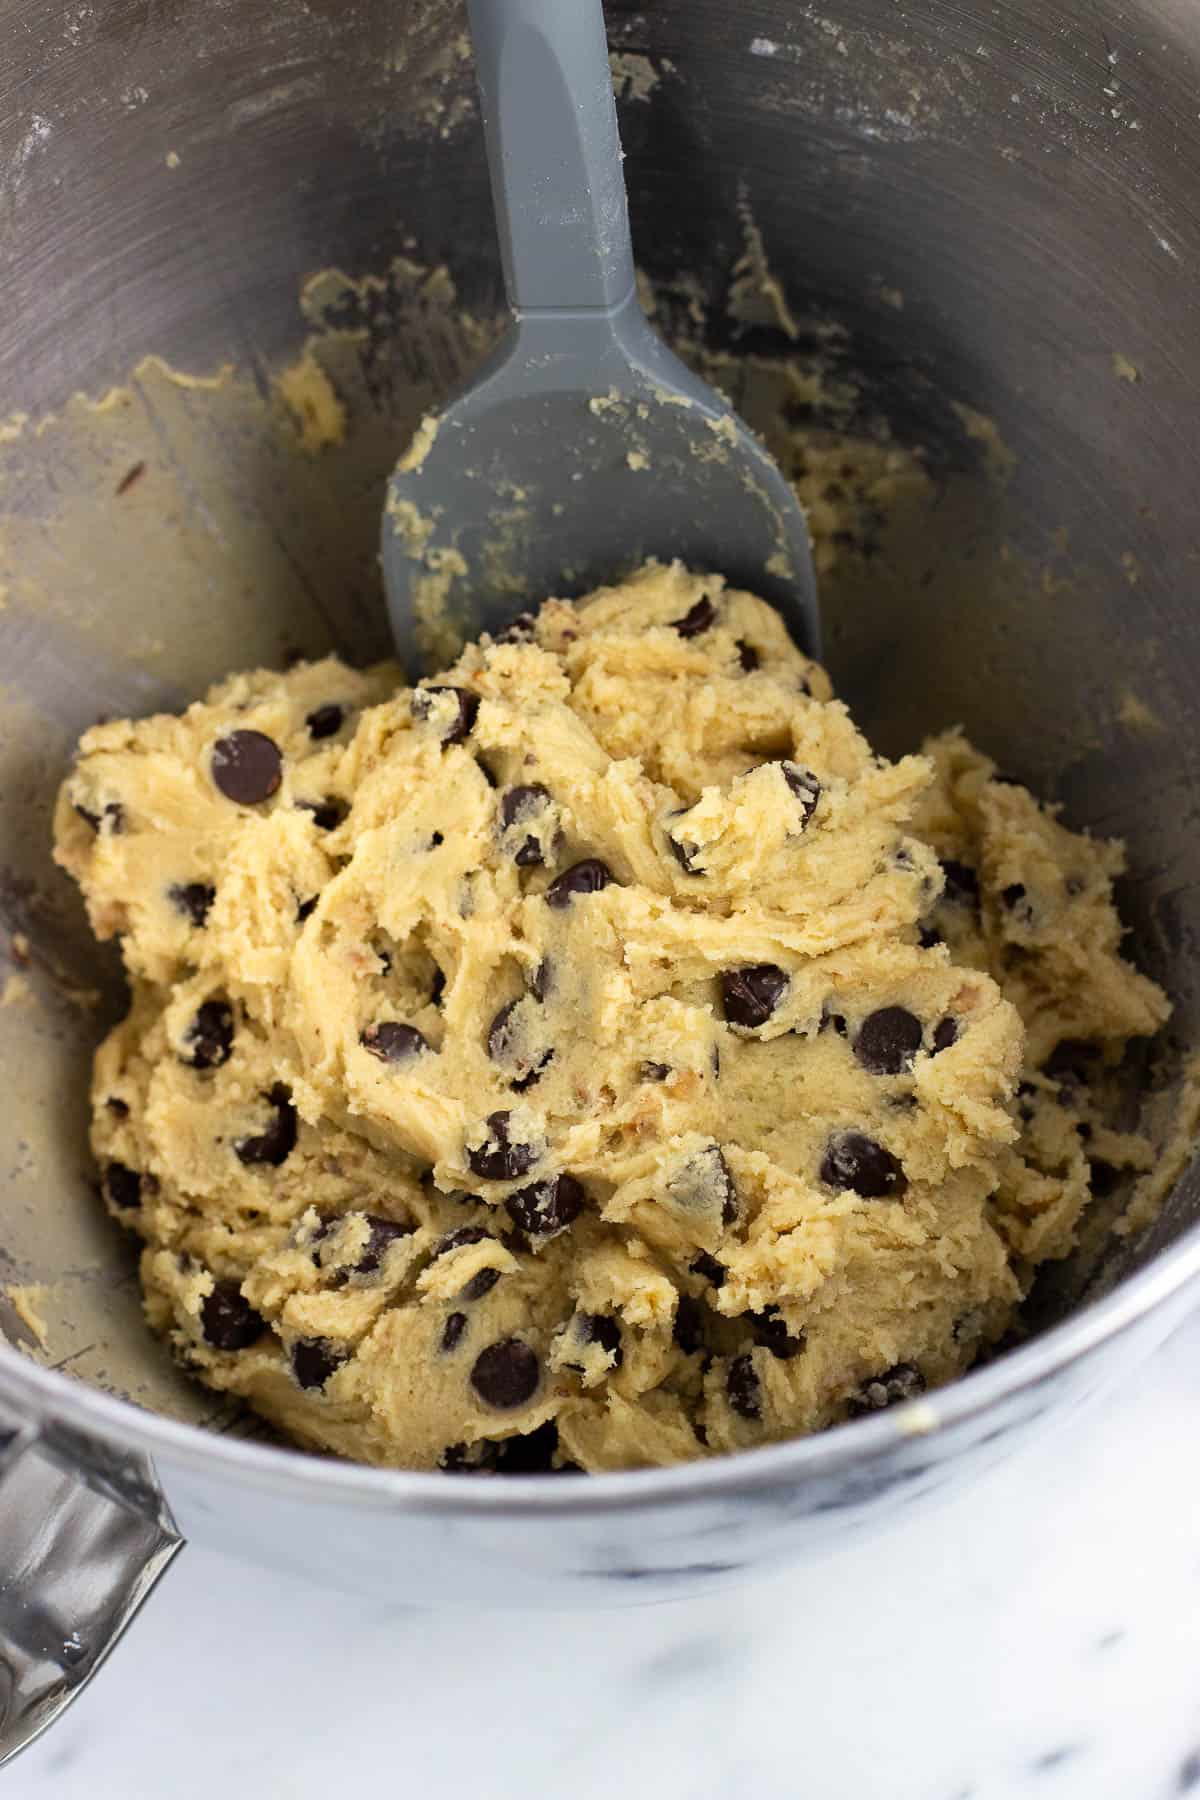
[382,303,820,670]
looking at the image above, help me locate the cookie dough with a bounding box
[53,562,1170,1473]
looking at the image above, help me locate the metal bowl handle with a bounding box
[0,1398,183,1767]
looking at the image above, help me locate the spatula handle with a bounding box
[465,0,636,315]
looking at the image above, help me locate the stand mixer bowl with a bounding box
[1,0,1199,1763]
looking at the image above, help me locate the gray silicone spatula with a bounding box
[381,0,820,665]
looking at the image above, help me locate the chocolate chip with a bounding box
[855,1007,923,1075]
[430,831,445,848]
[411,685,479,745]
[640,1061,671,1082]
[170,882,216,927]
[1089,1159,1121,1197]
[467,1112,538,1182]
[668,1146,738,1225]
[736,639,760,671]
[820,1131,906,1198]
[105,1096,130,1118]
[673,1296,706,1355]
[507,1173,585,1239]
[488,998,521,1061]
[511,1052,553,1093]
[531,959,553,1001]
[360,1022,430,1063]
[665,812,705,876]
[354,1215,412,1275]
[470,1337,540,1408]
[235,1085,298,1166]
[749,1306,806,1360]
[201,1279,266,1351]
[211,730,283,805]
[690,1251,726,1287]
[781,762,821,826]
[103,1162,142,1210]
[500,784,552,866]
[511,833,545,869]
[462,1267,501,1302]
[847,1362,926,1417]
[184,999,234,1070]
[297,798,345,831]
[579,1312,623,1368]
[487,996,552,1090]
[545,859,614,909]
[495,611,536,644]
[721,964,789,1029]
[726,1353,761,1420]
[435,1225,492,1258]
[940,859,980,905]
[292,1337,344,1389]
[75,799,125,834]
[672,596,716,637]
[713,1148,738,1224]
[442,1311,469,1352]
[486,997,551,1091]
[931,1016,959,1055]
[306,703,344,740]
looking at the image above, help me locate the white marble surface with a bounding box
[12,1309,1200,1799]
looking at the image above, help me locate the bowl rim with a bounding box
[2,1195,1199,1516]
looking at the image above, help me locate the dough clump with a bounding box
[54,562,1169,1473]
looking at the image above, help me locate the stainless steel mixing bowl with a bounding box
[2,0,1199,1765]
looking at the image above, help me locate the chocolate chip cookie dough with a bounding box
[54,562,1169,1473]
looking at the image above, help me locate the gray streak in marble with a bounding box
[1177,1749,1200,1792]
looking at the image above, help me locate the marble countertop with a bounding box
[13,1308,1200,1800]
